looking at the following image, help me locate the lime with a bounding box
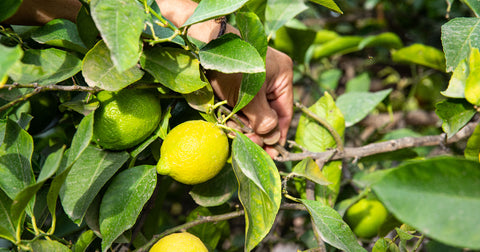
[93,89,161,150]
[345,198,389,239]
[157,120,229,185]
[149,232,208,252]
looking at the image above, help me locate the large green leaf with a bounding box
[30,240,71,252]
[199,33,265,74]
[140,47,207,94]
[0,44,23,82]
[232,132,281,252]
[309,0,343,13]
[435,99,476,138]
[82,40,144,91]
[265,0,308,37]
[32,19,87,54]
[0,190,18,242]
[336,89,392,127]
[0,0,22,23]
[189,164,237,207]
[465,124,480,162]
[441,60,467,98]
[59,145,129,224]
[0,119,34,200]
[301,199,366,252]
[183,0,249,27]
[99,165,156,252]
[90,0,146,72]
[441,17,480,72]
[465,47,480,105]
[391,44,446,72]
[9,48,82,85]
[372,157,480,249]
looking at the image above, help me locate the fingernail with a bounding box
[263,130,281,145]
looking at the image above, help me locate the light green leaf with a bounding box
[199,33,265,74]
[309,0,343,13]
[90,0,146,72]
[301,199,366,252]
[0,44,23,82]
[190,164,237,207]
[183,84,215,112]
[82,40,144,91]
[441,17,480,72]
[32,19,87,54]
[100,165,156,252]
[462,0,480,16]
[358,32,403,50]
[465,124,480,162]
[465,47,480,105]
[312,36,362,59]
[392,44,446,71]
[183,0,249,27]
[336,89,392,127]
[372,157,480,250]
[73,230,96,252]
[140,47,207,94]
[291,157,331,185]
[435,99,476,138]
[441,60,468,98]
[0,0,22,23]
[0,190,17,243]
[60,145,129,224]
[30,239,71,252]
[272,19,316,62]
[345,73,371,93]
[232,132,281,252]
[265,0,308,37]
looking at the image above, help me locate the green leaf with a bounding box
[30,239,71,252]
[315,161,342,206]
[336,89,392,127]
[358,32,403,50]
[140,47,207,94]
[60,145,129,224]
[435,99,476,138]
[291,157,331,185]
[309,0,343,13]
[272,20,316,62]
[301,199,366,252]
[465,124,480,162]
[317,69,342,91]
[31,19,88,54]
[392,44,446,71]
[199,33,265,74]
[183,84,215,113]
[82,40,144,91]
[465,47,480,105]
[0,44,23,82]
[143,1,184,46]
[345,73,370,93]
[189,163,237,207]
[441,59,468,98]
[90,0,146,72]
[183,0,249,27]
[312,36,362,59]
[0,0,22,23]
[232,132,281,251]
[462,0,480,16]
[441,17,480,72]
[9,48,82,85]
[265,0,308,37]
[186,206,229,250]
[99,165,156,252]
[66,112,94,168]
[0,119,34,200]
[73,230,96,252]
[76,6,99,49]
[0,190,18,242]
[372,157,480,250]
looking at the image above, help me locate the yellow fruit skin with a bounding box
[345,198,388,239]
[93,89,161,150]
[149,232,208,252]
[157,120,229,185]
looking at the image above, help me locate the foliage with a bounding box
[1,0,480,251]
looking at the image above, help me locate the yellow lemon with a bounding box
[93,88,161,150]
[157,120,229,185]
[149,232,208,252]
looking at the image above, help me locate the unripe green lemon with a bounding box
[93,89,161,150]
[345,198,388,239]
[157,120,229,185]
[149,232,208,252]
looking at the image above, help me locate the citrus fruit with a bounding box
[93,88,161,150]
[149,232,208,252]
[345,198,388,239]
[157,120,229,185]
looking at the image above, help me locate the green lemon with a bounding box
[149,232,208,252]
[345,198,389,239]
[93,89,161,150]
[157,120,229,185]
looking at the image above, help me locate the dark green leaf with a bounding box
[358,32,403,50]
[76,6,99,49]
[90,0,146,72]
[465,124,480,162]
[30,239,71,252]
[372,157,480,250]
[301,199,366,252]
[272,20,316,62]
[462,0,480,16]
[60,146,129,224]
[0,0,22,23]
[0,44,23,82]
[291,157,330,185]
[140,47,207,94]
[183,0,249,26]
[190,163,237,207]
[441,60,467,98]
[336,89,392,127]
[392,44,446,71]
[82,40,144,91]
[143,2,184,46]
[0,190,17,243]
[309,0,343,14]
[32,19,87,54]
[186,207,229,250]
[465,48,480,105]
[199,33,265,74]
[183,84,215,113]
[312,36,362,59]
[441,18,480,72]
[100,165,156,252]
[66,112,93,168]
[435,99,476,138]
[232,132,281,251]
[265,0,308,37]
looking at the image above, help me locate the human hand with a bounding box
[208,47,293,158]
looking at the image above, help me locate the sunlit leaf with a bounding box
[358,32,403,49]
[441,60,468,98]
[30,239,70,252]
[465,47,480,105]
[392,44,446,72]
[32,19,87,54]
[435,99,476,138]
[183,0,249,26]
[291,157,331,185]
[309,0,343,13]
[0,44,23,83]
[265,0,308,37]
[465,124,480,162]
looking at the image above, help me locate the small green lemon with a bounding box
[149,232,208,252]
[345,198,388,239]
[157,120,229,185]
[93,89,161,150]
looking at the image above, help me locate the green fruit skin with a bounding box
[345,198,388,239]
